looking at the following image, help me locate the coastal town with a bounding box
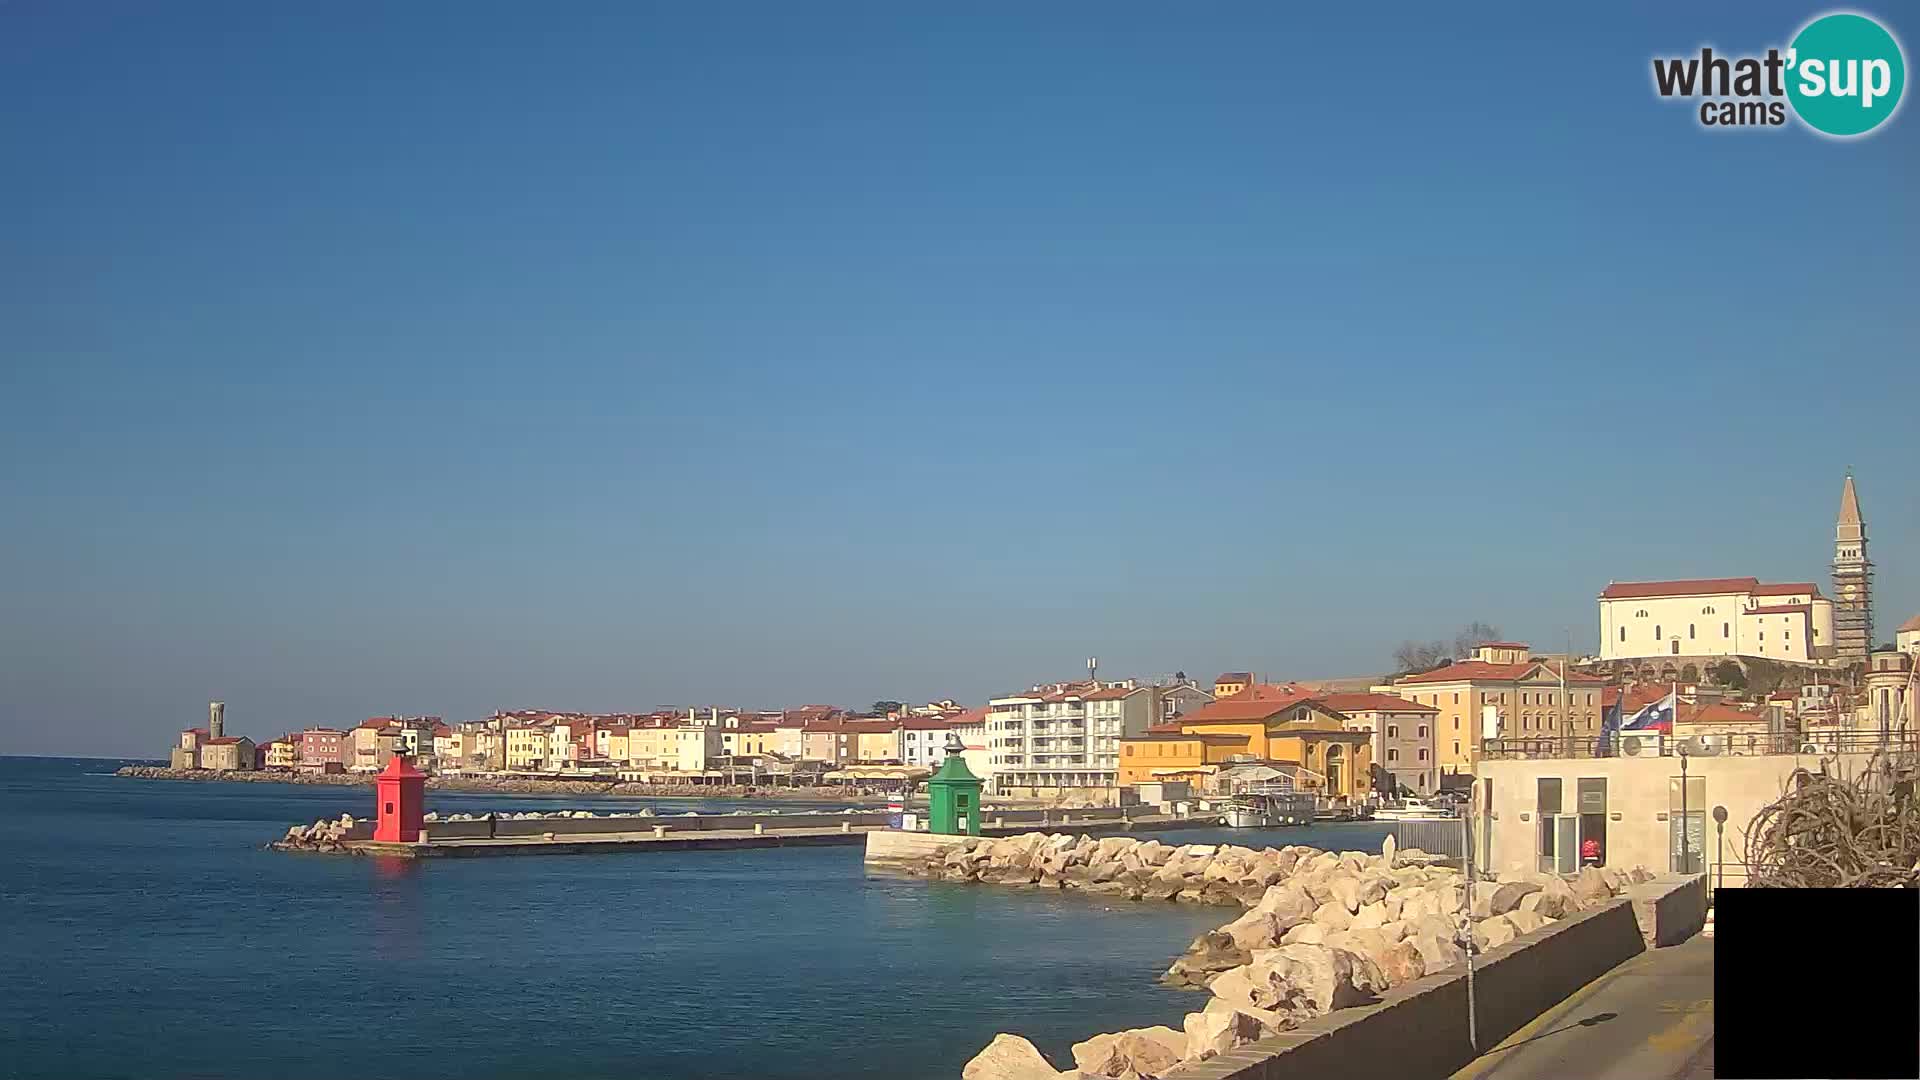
[143,475,1916,854]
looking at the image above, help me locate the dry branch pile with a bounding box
[1744,754,1920,888]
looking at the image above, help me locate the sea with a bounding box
[0,756,1394,1080]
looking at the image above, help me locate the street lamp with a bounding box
[1678,742,1692,875]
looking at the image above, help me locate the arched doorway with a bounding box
[1323,743,1345,796]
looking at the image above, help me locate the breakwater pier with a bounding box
[273,806,1222,858]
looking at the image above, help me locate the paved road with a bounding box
[1449,935,1715,1080]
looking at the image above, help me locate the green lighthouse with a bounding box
[925,732,983,835]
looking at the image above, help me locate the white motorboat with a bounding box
[1370,798,1456,821]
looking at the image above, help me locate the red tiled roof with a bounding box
[898,717,955,731]
[180,727,209,737]
[1747,604,1811,615]
[1179,691,1318,724]
[1751,583,1823,598]
[1318,692,1439,715]
[1399,660,1604,686]
[1599,577,1759,600]
[1129,731,1249,743]
[1897,613,1920,633]
[1602,685,1671,710]
[1084,686,1135,701]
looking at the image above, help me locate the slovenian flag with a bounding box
[1623,690,1678,734]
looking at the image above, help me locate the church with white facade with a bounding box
[1595,474,1874,668]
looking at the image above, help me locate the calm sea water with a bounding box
[0,757,1392,1080]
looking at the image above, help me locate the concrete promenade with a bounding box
[337,814,1222,858]
[1447,935,1715,1080]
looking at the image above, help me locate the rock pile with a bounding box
[273,814,360,853]
[946,834,1653,1079]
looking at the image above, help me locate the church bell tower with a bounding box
[1832,472,1873,664]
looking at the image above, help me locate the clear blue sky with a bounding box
[3,2,1915,755]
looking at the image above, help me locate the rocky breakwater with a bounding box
[273,814,363,853]
[929,833,1654,1080]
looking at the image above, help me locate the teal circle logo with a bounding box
[1786,12,1906,137]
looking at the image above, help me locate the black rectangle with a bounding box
[1716,889,1918,1079]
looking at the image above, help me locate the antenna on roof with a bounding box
[1087,656,1098,685]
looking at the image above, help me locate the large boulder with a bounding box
[1137,840,1172,866]
[1380,833,1398,868]
[1257,884,1316,923]
[1518,889,1569,920]
[1473,915,1519,952]
[1486,881,1542,916]
[1378,939,1429,986]
[1313,900,1355,930]
[1571,866,1613,908]
[1281,921,1328,946]
[1162,931,1249,989]
[1214,944,1385,1023]
[1351,901,1389,930]
[1183,998,1276,1061]
[1327,873,1364,914]
[1409,930,1467,972]
[1072,1026,1187,1079]
[1506,908,1549,936]
[1221,909,1286,953]
[962,1034,1074,1080]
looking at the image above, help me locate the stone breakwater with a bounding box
[113,765,862,801]
[887,832,1652,1080]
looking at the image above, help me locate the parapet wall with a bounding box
[1164,875,1705,1080]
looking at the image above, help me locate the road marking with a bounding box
[1648,1010,1713,1055]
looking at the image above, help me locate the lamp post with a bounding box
[1711,804,1728,895]
[1678,743,1692,874]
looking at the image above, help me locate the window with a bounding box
[1654,624,1662,639]
[1453,693,1459,705]
[1387,749,1399,762]
[1387,724,1399,738]
[1619,627,1627,642]
[1453,741,1461,755]
[1417,725,1428,739]
[1418,749,1428,761]
[1688,624,1695,639]
[1723,622,1730,638]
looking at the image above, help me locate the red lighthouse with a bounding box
[373,755,427,842]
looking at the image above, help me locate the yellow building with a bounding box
[1386,644,1606,777]
[1117,732,1247,786]
[1119,688,1374,798]
[505,724,550,770]
[264,738,298,769]
[1213,672,1253,699]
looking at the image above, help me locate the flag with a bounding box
[1596,696,1625,756]
[1623,690,1678,734]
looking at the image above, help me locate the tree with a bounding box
[872,700,906,717]
[1451,621,1504,661]
[1708,660,1746,690]
[1393,640,1451,675]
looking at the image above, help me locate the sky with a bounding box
[2,2,1915,756]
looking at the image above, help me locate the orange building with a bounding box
[1118,686,1374,798]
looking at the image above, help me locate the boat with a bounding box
[1371,798,1457,821]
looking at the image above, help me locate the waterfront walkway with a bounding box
[339,813,1220,858]
[1448,934,1715,1080]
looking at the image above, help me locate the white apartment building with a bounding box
[1598,577,1835,664]
[988,680,1212,798]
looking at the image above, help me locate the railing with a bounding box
[1480,729,1918,761]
